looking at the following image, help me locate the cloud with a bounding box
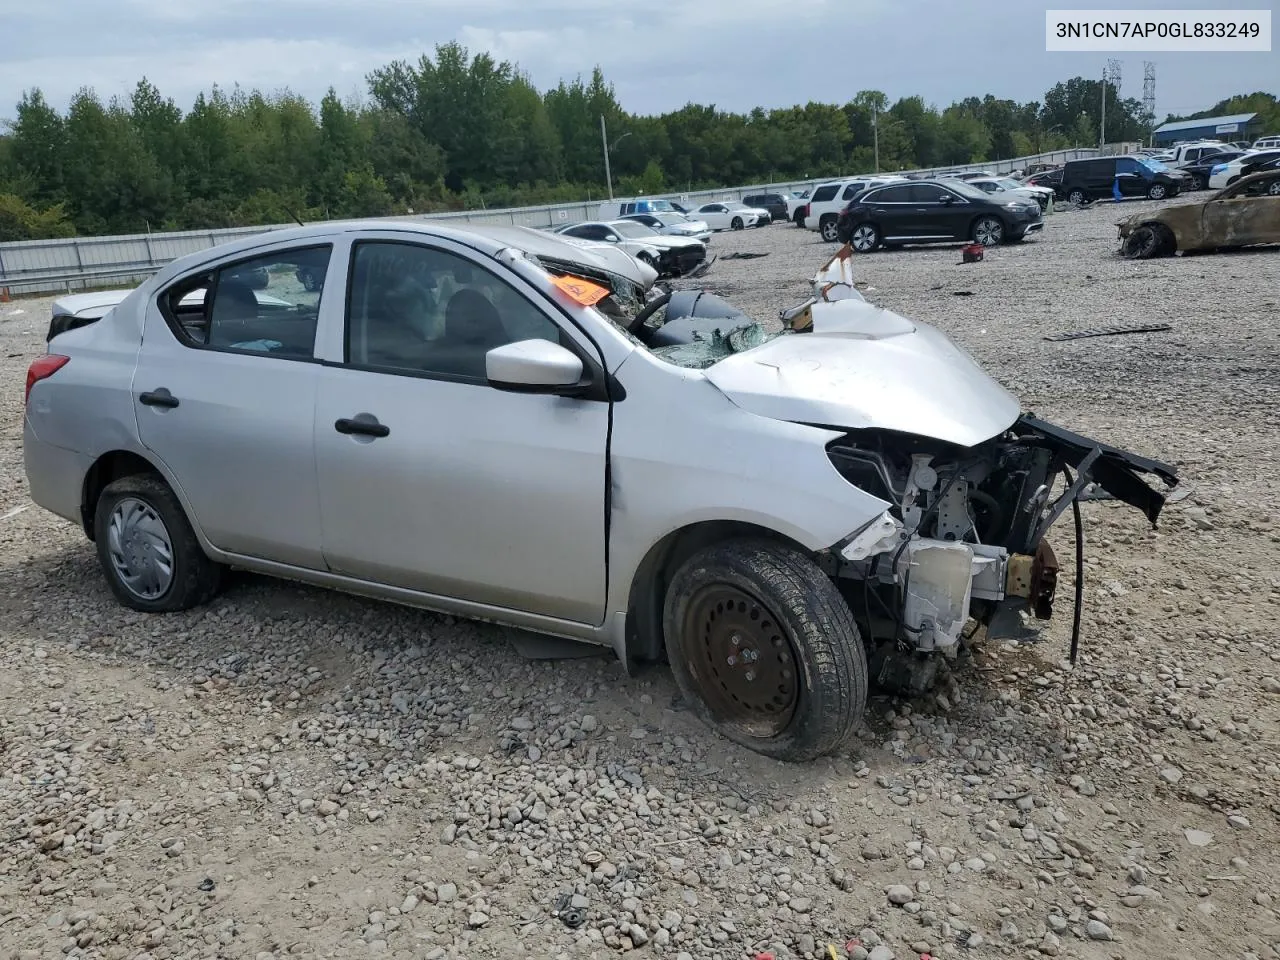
[0,0,1275,121]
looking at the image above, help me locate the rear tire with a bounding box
[662,538,868,762]
[793,210,805,227]
[94,474,222,613]
[819,216,841,243]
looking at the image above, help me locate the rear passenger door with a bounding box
[133,243,333,568]
[859,184,924,238]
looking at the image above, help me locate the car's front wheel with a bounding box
[1121,223,1174,259]
[731,217,744,230]
[793,210,805,227]
[1269,180,1280,197]
[972,216,1004,246]
[663,538,868,762]
[1146,183,1168,200]
[849,222,880,252]
[1067,188,1089,205]
[94,474,223,613]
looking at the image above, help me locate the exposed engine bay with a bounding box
[579,243,1181,693]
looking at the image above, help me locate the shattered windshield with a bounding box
[609,220,659,239]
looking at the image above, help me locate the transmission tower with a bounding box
[1143,62,1157,141]
[1101,59,1122,146]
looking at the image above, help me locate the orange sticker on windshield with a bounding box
[552,274,610,306]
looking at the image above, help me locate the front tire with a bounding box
[1121,224,1174,259]
[793,210,805,227]
[1146,183,1168,200]
[1067,188,1088,205]
[94,474,222,613]
[731,217,744,230]
[972,216,1004,246]
[662,539,868,762]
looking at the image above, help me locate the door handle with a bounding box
[139,389,179,409]
[335,416,390,439]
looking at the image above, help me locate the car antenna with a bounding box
[285,208,305,227]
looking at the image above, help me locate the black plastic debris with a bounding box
[553,893,586,929]
[721,252,770,260]
[198,877,216,892]
[1044,323,1171,342]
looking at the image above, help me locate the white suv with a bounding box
[802,177,904,241]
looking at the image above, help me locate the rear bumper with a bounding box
[23,416,91,526]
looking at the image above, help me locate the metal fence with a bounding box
[0,148,1098,296]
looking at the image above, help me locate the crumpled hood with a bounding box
[704,298,1021,448]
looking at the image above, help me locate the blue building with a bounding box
[1152,113,1258,146]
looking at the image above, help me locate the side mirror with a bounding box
[939,195,955,204]
[486,339,585,394]
[605,235,619,243]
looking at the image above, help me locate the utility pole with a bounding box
[601,115,614,200]
[1101,59,1122,148]
[873,108,880,174]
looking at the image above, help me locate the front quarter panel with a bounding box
[605,348,892,617]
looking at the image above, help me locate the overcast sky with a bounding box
[0,0,1275,124]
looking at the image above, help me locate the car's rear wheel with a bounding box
[793,210,805,227]
[662,538,868,762]
[819,216,841,243]
[1067,188,1088,205]
[849,223,880,252]
[94,474,222,613]
[1121,223,1174,259]
[1146,183,1168,200]
[1269,180,1280,197]
[972,216,1004,246]
[731,217,744,230]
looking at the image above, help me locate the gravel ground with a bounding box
[2,203,1280,960]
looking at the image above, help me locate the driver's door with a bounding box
[311,235,610,623]
[1201,183,1275,246]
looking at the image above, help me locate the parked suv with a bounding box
[1059,156,1185,204]
[742,193,789,223]
[802,177,902,240]
[836,179,1044,250]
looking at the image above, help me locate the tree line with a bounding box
[0,40,1274,241]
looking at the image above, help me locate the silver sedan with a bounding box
[23,222,1177,761]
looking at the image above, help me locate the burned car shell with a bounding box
[1117,170,1280,257]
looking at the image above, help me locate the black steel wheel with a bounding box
[1121,224,1173,259]
[663,538,867,761]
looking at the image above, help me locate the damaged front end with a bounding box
[824,414,1178,692]
[785,248,1181,691]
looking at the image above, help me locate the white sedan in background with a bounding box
[689,201,764,231]
[961,176,1055,211]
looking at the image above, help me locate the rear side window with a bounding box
[159,245,331,359]
[867,185,914,202]
[841,183,865,200]
[811,185,838,202]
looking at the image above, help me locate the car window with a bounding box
[345,241,563,382]
[811,185,838,202]
[840,183,865,200]
[160,245,331,359]
[867,185,914,202]
[1116,158,1142,173]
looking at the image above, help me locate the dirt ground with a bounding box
[2,201,1279,960]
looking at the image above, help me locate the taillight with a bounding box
[25,355,69,405]
[802,204,810,218]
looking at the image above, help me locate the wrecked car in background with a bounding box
[1118,170,1280,259]
[25,221,1177,763]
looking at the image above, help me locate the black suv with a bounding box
[835,179,1043,251]
[743,193,789,223]
[1059,156,1185,204]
